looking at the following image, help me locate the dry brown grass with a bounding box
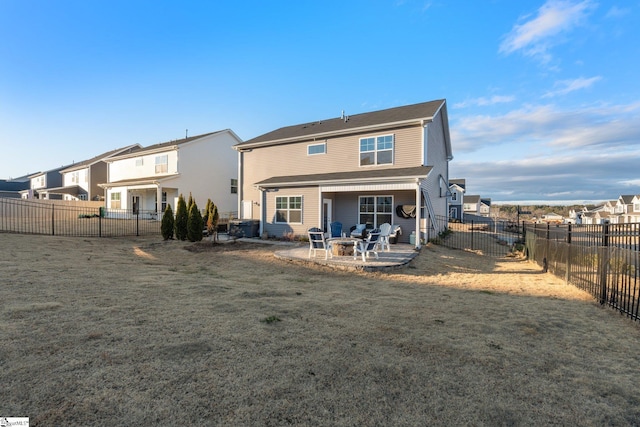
[1,233,640,426]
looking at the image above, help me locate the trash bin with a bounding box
[229,220,260,238]
[409,231,416,245]
[99,206,106,218]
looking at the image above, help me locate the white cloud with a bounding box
[453,95,515,109]
[542,76,602,98]
[499,0,596,63]
[451,102,640,152]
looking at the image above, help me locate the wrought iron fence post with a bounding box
[470,220,474,251]
[51,204,55,236]
[566,223,572,284]
[136,212,140,236]
[600,223,610,304]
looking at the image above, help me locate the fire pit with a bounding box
[329,238,358,256]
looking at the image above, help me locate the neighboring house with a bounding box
[100,130,241,217]
[614,195,635,223]
[0,175,30,198]
[41,145,141,201]
[20,165,72,199]
[448,178,465,221]
[541,212,564,223]
[631,195,640,223]
[463,195,480,216]
[234,99,454,248]
[480,198,491,217]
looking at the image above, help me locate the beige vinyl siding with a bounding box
[263,187,319,238]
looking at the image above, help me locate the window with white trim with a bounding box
[634,203,640,212]
[230,179,238,194]
[135,157,144,166]
[307,143,326,155]
[358,196,392,227]
[155,155,168,174]
[275,196,302,223]
[360,134,393,166]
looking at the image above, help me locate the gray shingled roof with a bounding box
[238,100,445,147]
[61,144,142,172]
[255,166,433,187]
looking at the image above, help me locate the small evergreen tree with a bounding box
[207,202,219,242]
[187,192,194,212]
[175,194,188,241]
[203,198,213,232]
[161,203,174,240]
[187,201,204,242]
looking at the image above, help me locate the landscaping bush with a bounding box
[187,201,204,242]
[175,194,188,241]
[161,204,174,240]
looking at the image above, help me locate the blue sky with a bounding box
[1,0,638,204]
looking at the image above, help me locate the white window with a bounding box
[358,196,393,227]
[230,179,238,194]
[155,155,168,174]
[360,134,393,166]
[307,143,326,155]
[135,157,144,166]
[275,196,302,223]
[451,192,457,201]
[634,203,640,212]
[111,192,121,209]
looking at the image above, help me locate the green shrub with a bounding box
[207,202,219,240]
[187,201,204,242]
[174,194,188,241]
[161,204,174,240]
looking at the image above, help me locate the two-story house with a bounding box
[41,145,141,201]
[234,100,453,248]
[100,130,241,217]
[20,165,71,199]
[0,175,30,198]
[448,178,465,221]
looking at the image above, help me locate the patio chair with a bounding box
[350,223,367,238]
[308,227,333,260]
[330,221,343,238]
[354,228,381,262]
[378,223,392,252]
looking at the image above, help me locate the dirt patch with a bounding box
[1,233,639,426]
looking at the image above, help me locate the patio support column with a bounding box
[415,184,421,249]
[156,186,162,214]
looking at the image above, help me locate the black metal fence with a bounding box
[525,222,640,322]
[0,197,161,237]
[432,215,522,257]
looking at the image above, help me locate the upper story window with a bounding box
[135,157,144,167]
[230,179,238,194]
[307,143,326,155]
[155,155,168,174]
[634,203,640,212]
[360,134,394,166]
[451,192,457,201]
[71,171,79,183]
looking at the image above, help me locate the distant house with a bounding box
[0,175,30,198]
[100,130,241,216]
[541,212,563,224]
[234,100,454,247]
[463,195,480,216]
[20,165,72,200]
[40,145,140,201]
[448,178,465,220]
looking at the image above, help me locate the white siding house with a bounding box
[100,130,242,217]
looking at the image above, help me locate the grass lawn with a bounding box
[1,233,639,426]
